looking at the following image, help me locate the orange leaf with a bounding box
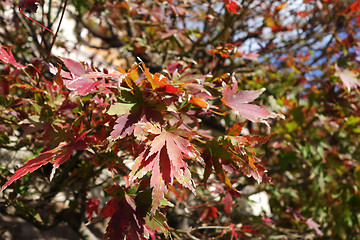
[297,11,309,17]
[140,62,154,87]
[226,123,243,136]
[152,73,168,89]
[190,96,209,109]
[275,3,286,11]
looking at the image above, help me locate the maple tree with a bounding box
[1,0,360,239]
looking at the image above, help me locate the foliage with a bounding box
[1,0,360,239]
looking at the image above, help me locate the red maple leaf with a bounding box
[1,131,89,192]
[221,224,239,240]
[241,156,272,184]
[130,127,198,215]
[155,84,183,94]
[110,104,163,140]
[199,206,218,221]
[224,0,239,14]
[140,63,182,93]
[103,196,147,240]
[50,58,123,96]
[0,78,10,96]
[223,191,233,215]
[101,198,120,218]
[221,77,284,127]
[0,44,25,68]
[348,0,360,13]
[110,105,143,139]
[19,0,40,12]
[86,198,100,220]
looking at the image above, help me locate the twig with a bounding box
[46,0,68,61]
[19,9,55,37]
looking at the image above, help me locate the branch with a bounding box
[46,0,68,61]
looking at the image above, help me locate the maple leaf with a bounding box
[241,157,272,184]
[223,191,233,215]
[0,77,10,96]
[275,2,286,11]
[224,0,239,14]
[50,58,123,96]
[235,50,259,61]
[101,198,120,218]
[0,44,25,68]
[297,11,309,17]
[221,224,239,240]
[209,44,234,58]
[150,73,168,90]
[110,106,161,140]
[179,80,215,110]
[109,98,163,140]
[1,144,67,192]
[305,218,323,236]
[226,123,243,136]
[348,0,360,13]
[199,206,218,221]
[1,131,88,192]
[335,65,360,91]
[140,63,182,93]
[144,210,169,236]
[103,196,147,240]
[203,142,234,188]
[221,77,284,127]
[190,95,209,109]
[86,198,100,220]
[130,128,198,215]
[19,0,40,12]
[109,104,143,139]
[156,84,183,94]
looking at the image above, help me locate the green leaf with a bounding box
[291,107,304,125]
[145,211,169,235]
[0,131,10,144]
[107,103,135,115]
